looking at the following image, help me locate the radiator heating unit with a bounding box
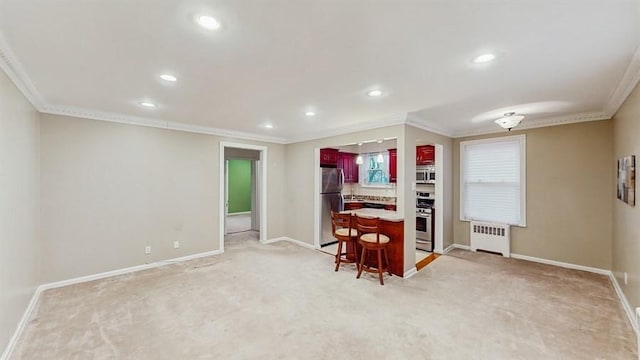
[470,221,510,257]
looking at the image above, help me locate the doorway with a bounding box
[219,142,268,252]
[226,158,254,234]
[414,142,444,269]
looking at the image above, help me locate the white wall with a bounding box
[40,114,286,283]
[0,70,41,353]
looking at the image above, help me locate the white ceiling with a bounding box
[0,0,638,143]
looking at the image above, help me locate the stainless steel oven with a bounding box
[416,192,434,208]
[416,191,433,252]
[416,209,432,252]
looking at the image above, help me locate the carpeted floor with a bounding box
[11,232,637,359]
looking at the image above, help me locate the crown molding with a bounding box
[41,106,287,144]
[451,111,611,138]
[0,24,631,145]
[168,121,286,144]
[283,113,407,144]
[0,30,45,111]
[405,114,454,138]
[604,44,640,117]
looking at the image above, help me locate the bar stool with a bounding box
[354,215,391,285]
[331,211,359,272]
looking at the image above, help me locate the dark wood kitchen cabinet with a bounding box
[338,152,359,183]
[320,148,339,167]
[344,202,364,210]
[416,145,434,166]
[344,218,405,277]
[388,148,397,183]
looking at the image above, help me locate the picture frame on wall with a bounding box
[617,155,635,206]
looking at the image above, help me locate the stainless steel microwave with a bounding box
[416,166,435,184]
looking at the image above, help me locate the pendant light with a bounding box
[355,142,363,165]
[376,139,384,163]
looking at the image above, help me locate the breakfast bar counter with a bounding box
[340,209,405,277]
[340,208,403,221]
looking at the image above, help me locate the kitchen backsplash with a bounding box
[342,183,396,202]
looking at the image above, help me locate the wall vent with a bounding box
[470,221,510,257]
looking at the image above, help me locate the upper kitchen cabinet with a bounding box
[320,148,339,168]
[388,148,397,183]
[416,145,434,166]
[338,152,359,183]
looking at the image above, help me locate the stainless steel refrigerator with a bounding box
[320,167,344,246]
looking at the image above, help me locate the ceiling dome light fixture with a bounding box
[160,74,177,82]
[196,15,221,30]
[367,89,383,97]
[495,112,524,131]
[473,53,496,63]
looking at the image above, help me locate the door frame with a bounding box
[219,141,268,252]
[434,143,444,253]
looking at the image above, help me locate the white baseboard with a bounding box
[509,253,610,275]
[403,267,418,279]
[0,287,41,360]
[453,244,470,251]
[40,250,223,291]
[452,244,639,341]
[442,243,456,254]
[1,248,223,359]
[609,272,639,337]
[261,237,318,250]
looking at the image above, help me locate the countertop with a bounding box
[343,199,397,206]
[340,208,403,222]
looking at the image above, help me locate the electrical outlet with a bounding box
[624,272,628,285]
[145,246,151,255]
[173,241,180,249]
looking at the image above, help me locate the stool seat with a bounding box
[331,211,359,272]
[359,233,390,244]
[354,215,392,285]
[335,228,358,237]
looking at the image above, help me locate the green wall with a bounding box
[228,159,252,213]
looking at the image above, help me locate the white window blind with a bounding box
[460,135,526,226]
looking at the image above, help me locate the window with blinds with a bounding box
[460,135,526,226]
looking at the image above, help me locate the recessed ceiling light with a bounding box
[304,111,316,117]
[160,74,177,82]
[264,124,273,129]
[473,53,496,63]
[139,102,157,108]
[196,15,221,30]
[367,89,383,97]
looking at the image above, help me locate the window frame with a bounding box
[459,134,527,227]
[358,151,392,188]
